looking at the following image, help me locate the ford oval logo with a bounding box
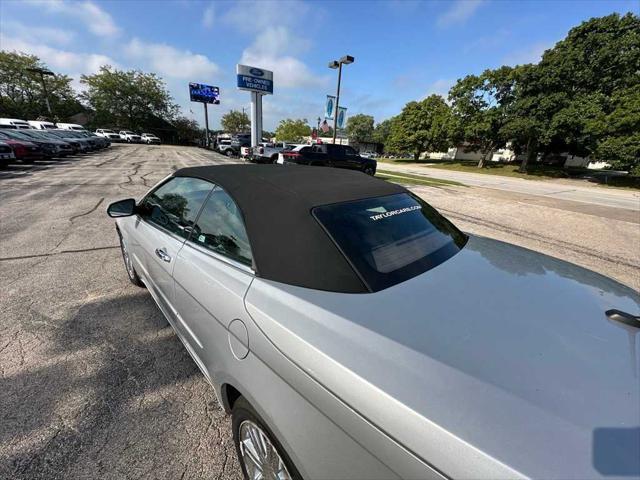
[249,68,264,77]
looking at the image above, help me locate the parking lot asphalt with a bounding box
[0,145,243,480]
[1,144,638,479]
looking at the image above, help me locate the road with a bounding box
[0,144,638,479]
[380,161,640,211]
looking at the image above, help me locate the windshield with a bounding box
[313,193,467,292]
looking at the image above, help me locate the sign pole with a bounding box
[250,92,263,147]
[203,102,210,148]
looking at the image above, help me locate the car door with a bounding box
[326,144,350,168]
[342,146,364,170]
[132,177,214,322]
[172,186,255,374]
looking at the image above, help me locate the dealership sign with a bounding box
[236,65,273,94]
[189,83,220,104]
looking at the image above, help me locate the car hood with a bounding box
[245,235,640,479]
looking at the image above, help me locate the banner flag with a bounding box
[325,95,336,120]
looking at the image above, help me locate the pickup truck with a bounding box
[249,142,295,164]
[280,143,377,175]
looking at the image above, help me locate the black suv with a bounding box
[281,144,377,175]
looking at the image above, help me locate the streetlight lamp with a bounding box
[328,55,354,145]
[26,67,55,118]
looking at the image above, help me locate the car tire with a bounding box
[118,231,145,288]
[225,149,234,157]
[364,166,375,176]
[232,396,301,480]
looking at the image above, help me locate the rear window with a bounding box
[313,193,467,292]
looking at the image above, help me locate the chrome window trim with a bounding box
[184,239,255,275]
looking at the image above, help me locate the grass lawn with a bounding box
[379,158,573,180]
[376,169,464,187]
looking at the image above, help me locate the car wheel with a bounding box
[364,166,375,176]
[225,149,234,157]
[118,231,145,288]
[232,397,301,480]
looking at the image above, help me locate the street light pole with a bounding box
[328,55,354,145]
[26,67,55,118]
[332,63,343,145]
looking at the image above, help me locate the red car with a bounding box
[0,138,44,163]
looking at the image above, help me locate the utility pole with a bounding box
[328,55,354,145]
[26,67,55,119]
[204,103,210,148]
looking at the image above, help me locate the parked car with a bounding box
[56,123,86,131]
[27,130,82,154]
[96,129,123,142]
[281,143,377,175]
[0,140,16,166]
[27,120,57,130]
[217,138,234,156]
[119,130,142,143]
[81,131,110,149]
[141,133,161,145]
[249,141,294,164]
[106,164,640,480]
[0,118,33,129]
[8,129,74,157]
[220,133,251,157]
[0,134,44,162]
[47,130,94,152]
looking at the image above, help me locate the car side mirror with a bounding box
[107,198,136,217]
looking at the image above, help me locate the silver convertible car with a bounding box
[107,165,640,480]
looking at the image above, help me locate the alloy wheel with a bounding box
[238,420,291,480]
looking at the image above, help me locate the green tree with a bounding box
[372,117,396,148]
[81,66,177,130]
[504,13,640,172]
[172,116,202,145]
[449,66,518,168]
[346,114,374,143]
[275,118,311,142]
[221,110,250,134]
[387,95,456,161]
[0,51,82,121]
[588,86,640,173]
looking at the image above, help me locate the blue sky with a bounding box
[0,0,636,130]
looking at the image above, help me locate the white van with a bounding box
[56,123,86,131]
[0,118,32,129]
[28,120,57,130]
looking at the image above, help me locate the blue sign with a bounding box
[325,95,336,120]
[236,64,274,95]
[237,75,273,94]
[189,83,220,104]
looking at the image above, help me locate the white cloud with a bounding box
[437,0,485,28]
[124,38,220,80]
[26,0,119,37]
[0,34,117,74]
[239,27,326,89]
[0,20,75,45]
[222,0,310,32]
[502,42,551,66]
[202,3,215,28]
[423,78,455,100]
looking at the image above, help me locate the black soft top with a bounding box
[174,164,405,293]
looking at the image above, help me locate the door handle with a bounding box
[155,248,171,263]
